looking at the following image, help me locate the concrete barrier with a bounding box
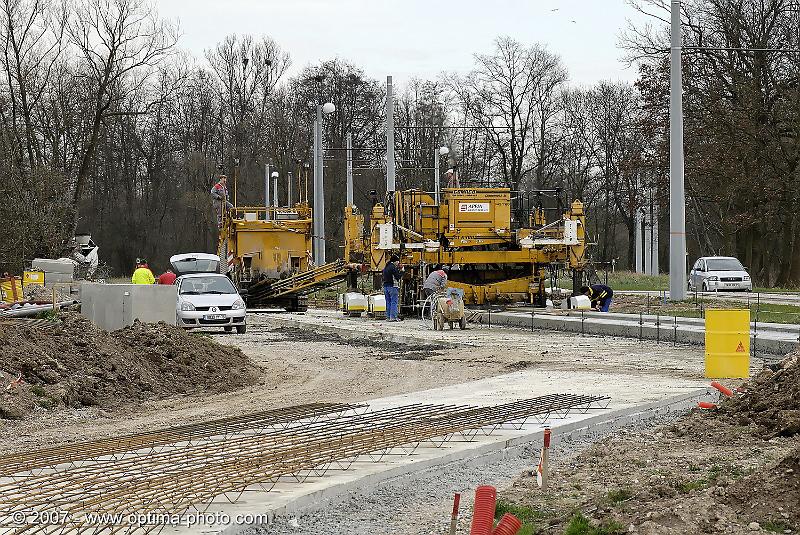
[80,283,177,330]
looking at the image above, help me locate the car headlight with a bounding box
[232,299,246,310]
[180,301,195,311]
[743,276,750,281]
[707,276,719,281]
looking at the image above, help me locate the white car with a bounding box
[176,273,247,333]
[688,256,752,292]
[169,253,245,333]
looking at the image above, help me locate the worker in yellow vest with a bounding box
[131,259,155,284]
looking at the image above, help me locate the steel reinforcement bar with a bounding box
[0,395,609,534]
[0,402,361,475]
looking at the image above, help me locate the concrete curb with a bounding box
[481,311,797,357]
[222,388,711,533]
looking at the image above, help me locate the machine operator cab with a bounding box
[170,253,247,334]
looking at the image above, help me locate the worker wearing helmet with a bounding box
[423,265,449,298]
[131,259,155,285]
[580,284,613,312]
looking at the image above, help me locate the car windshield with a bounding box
[706,258,745,271]
[179,276,237,295]
[172,257,219,274]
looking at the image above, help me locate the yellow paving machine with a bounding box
[344,187,587,312]
[218,164,349,311]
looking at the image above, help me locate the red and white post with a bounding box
[448,492,460,535]
[537,428,551,490]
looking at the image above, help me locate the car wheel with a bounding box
[702,281,708,292]
[236,325,246,334]
[224,326,232,332]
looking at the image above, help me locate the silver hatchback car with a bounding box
[688,256,752,292]
[176,273,247,333]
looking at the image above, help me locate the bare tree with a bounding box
[67,0,177,232]
[446,37,567,193]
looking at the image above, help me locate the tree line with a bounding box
[1,0,798,286]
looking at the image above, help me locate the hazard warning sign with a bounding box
[736,341,745,353]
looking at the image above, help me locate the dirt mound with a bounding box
[719,351,800,437]
[723,446,800,531]
[0,314,262,419]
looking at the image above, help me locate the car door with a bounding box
[698,260,708,289]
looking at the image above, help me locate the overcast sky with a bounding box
[157,0,656,87]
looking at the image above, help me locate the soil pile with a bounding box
[723,446,800,532]
[0,314,262,419]
[720,351,800,437]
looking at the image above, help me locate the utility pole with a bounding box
[669,0,687,300]
[312,102,335,264]
[346,132,353,207]
[386,75,395,193]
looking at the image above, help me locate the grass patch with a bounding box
[34,309,61,321]
[763,520,793,533]
[30,385,47,397]
[494,499,546,535]
[565,512,625,535]
[606,488,633,504]
[676,479,707,493]
[565,270,800,294]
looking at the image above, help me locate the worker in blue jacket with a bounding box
[580,284,614,312]
[382,255,404,321]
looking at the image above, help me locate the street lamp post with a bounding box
[434,146,449,205]
[313,102,336,265]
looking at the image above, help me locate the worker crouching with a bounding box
[580,284,613,312]
[423,265,449,298]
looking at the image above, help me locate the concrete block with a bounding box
[32,258,75,274]
[44,272,74,284]
[80,283,177,330]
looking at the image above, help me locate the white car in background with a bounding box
[688,256,752,292]
[170,253,247,333]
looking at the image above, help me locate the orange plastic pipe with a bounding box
[710,381,734,397]
[469,485,497,535]
[491,513,522,535]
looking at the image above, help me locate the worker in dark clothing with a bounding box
[580,284,614,312]
[382,255,403,321]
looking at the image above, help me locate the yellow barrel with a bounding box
[23,270,45,286]
[705,309,750,378]
[1,277,23,303]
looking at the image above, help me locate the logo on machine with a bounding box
[459,202,490,213]
[211,307,218,312]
